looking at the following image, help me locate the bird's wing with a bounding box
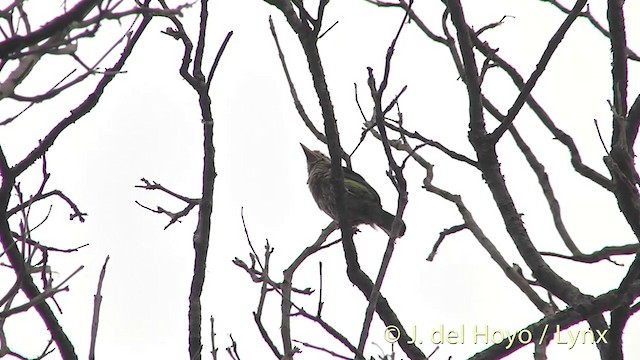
[342,166,381,203]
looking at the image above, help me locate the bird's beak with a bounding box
[300,143,314,160]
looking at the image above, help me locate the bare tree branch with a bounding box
[154,1,231,358]
[88,256,109,360]
[0,0,101,58]
[540,0,640,61]
[470,280,640,359]
[490,0,587,142]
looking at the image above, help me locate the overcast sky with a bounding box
[1,0,640,359]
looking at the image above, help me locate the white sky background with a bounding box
[1,0,640,359]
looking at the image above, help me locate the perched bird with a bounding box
[301,144,406,237]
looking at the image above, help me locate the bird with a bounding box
[301,143,406,237]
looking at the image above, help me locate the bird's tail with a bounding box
[377,209,406,237]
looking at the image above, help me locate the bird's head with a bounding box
[300,143,330,171]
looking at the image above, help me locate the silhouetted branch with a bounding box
[490,0,587,141]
